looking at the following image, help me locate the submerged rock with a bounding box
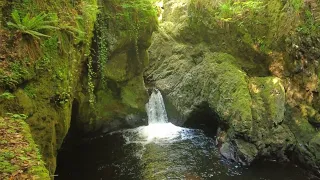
[219,139,258,165]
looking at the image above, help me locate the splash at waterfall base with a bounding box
[140,123,182,141]
[55,89,314,180]
[143,89,183,141]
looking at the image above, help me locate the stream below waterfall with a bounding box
[55,89,316,180]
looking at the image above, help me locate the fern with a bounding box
[0,92,15,100]
[7,10,59,39]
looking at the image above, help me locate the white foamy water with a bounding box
[143,89,184,141]
[110,89,186,144]
[146,89,169,124]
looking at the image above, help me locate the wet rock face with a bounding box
[145,0,310,167]
[220,139,258,166]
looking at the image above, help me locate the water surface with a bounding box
[55,123,314,180]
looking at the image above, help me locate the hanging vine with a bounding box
[96,12,109,88]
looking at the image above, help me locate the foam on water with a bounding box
[117,89,185,144]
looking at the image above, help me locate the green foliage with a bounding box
[217,0,264,22]
[91,0,157,108]
[87,56,96,107]
[80,1,99,108]
[189,0,306,54]
[117,0,157,64]
[0,117,50,179]
[0,0,98,176]
[58,20,86,43]
[58,1,99,44]
[5,113,28,120]
[0,154,19,174]
[7,10,59,39]
[111,0,157,30]
[102,0,157,37]
[0,92,15,100]
[51,90,71,107]
[297,9,320,35]
[81,1,99,26]
[95,0,158,87]
[36,36,59,71]
[190,0,264,23]
[0,61,31,89]
[288,0,304,11]
[96,13,108,87]
[24,85,37,99]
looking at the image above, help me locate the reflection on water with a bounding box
[55,123,314,180]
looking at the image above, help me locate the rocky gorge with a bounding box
[0,0,319,179]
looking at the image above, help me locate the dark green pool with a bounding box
[55,123,317,180]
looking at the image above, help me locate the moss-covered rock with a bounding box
[0,0,99,175]
[0,117,50,180]
[0,0,159,175]
[104,52,129,82]
[250,77,286,126]
[248,77,295,159]
[146,31,294,164]
[121,75,148,110]
[145,0,300,166]
[75,0,158,133]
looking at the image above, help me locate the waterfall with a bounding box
[141,88,182,140]
[146,89,169,124]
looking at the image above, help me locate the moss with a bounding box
[0,1,3,26]
[184,0,304,76]
[206,53,252,134]
[95,0,158,68]
[234,139,258,164]
[0,60,34,90]
[98,0,158,37]
[146,0,320,171]
[95,89,123,119]
[286,106,316,143]
[0,0,157,176]
[249,77,286,126]
[309,133,320,162]
[121,75,148,111]
[0,117,50,180]
[0,156,19,175]
[246,77,296,158]
[0,0,98,175]
[94,0,158,88]
[104,52,128,82]
[19,118,50,179]
[78,74,149,132]
[73,0,157,132]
